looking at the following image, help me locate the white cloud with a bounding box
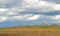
[0,14,38,22]
[26,15,40,20]
[0,16,7,22]
[0,8,8,12]
[54,4,60,10]
[0,7,26,16]
[11,14,32,20]
[22,0,60,12]
[11,14,40,21]
[0,8,9,15]
[6,12,18,15]
[51,15,60,21]
[0,0,60,13]
[0,0,60,23]
[0,0,60,12]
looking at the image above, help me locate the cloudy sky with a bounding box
[0,0,60,27]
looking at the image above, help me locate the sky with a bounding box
[0,0,60,28]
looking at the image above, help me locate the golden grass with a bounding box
[0,26,60,36]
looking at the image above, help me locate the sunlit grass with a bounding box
[0,25,60,36]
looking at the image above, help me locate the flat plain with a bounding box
[0,26,60,36]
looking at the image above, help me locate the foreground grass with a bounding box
[0,26,60,36]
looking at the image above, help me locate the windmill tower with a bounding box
[42,21,47,26]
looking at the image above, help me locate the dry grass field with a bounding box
[0,26,60,36]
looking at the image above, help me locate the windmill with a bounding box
[42,21,47,26]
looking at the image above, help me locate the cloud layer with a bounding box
[0,0,60,24]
